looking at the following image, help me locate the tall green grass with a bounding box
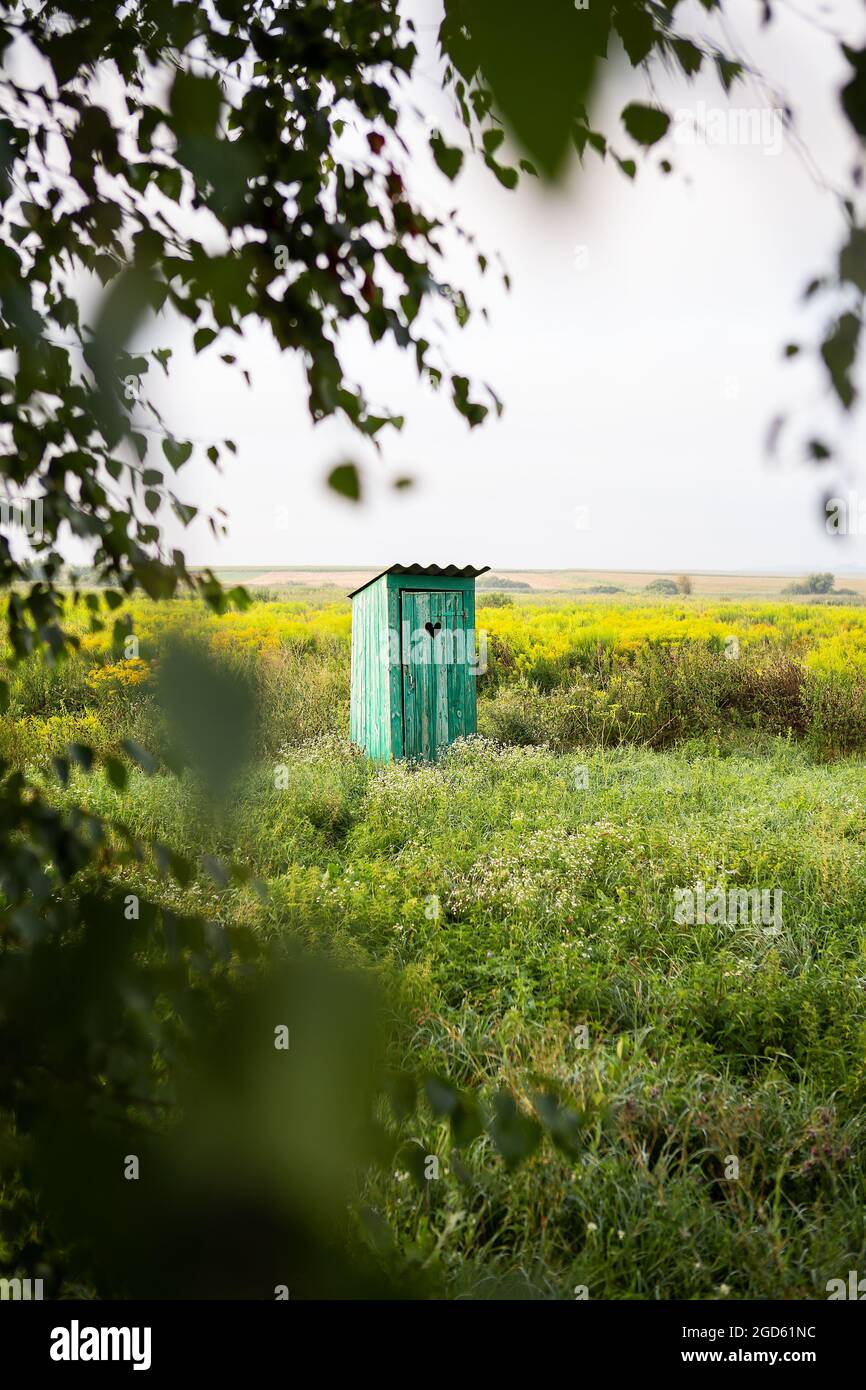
[39,734,866,1299]
[7,598,866,1297]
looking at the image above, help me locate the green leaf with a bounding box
[672,39,703,77]
[169,70,221,140]
[452,374,488,427]
[384,1070,417,1123]
[839,226,866,293]
[489,1090,542,1170]
[104,756,128,791]
[162,438,194,470]
[450,1094,483,1148]
[446,0,611,178]
[423,1076,458,1117]
[423,1076,482,1147]
[821,313,860,409]
[807,439,832,462]
[202,854,230,888]
[156,638,256,796]
[69,742,95,772]
[613,7,657,67]
[326,462,362,502]
[487,158,518,190]
[715,55,743,94]
[841,46,866,137]
[532,1090,587,1158]
[430,133,463,180]
[482,128,505,155]
[156,166,183,201]
[121,739,158,775]
[168,851,192,887]
[621,102,670,146]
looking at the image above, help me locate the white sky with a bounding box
[148,0,866,574]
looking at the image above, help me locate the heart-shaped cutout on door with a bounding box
[424,621,442,638]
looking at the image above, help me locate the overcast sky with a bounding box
[150,0,866,574]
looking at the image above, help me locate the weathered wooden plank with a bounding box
[350,575,391,760]
[445,590,468,744]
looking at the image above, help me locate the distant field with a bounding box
[201,566,866,599]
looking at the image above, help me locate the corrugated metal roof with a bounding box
[348,563,490,598]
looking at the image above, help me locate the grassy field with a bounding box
[5,587,866,1298]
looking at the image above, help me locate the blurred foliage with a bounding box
[439,0,866,464]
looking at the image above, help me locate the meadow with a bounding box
[5,588,866,1298]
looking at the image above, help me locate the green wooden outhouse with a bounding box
[349,564,489,761]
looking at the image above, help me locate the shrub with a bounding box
[644,578,679,595]
[256,646,349,754]
[477,575,532,591]
[481,644,811,751]
[804,669,866,757]
[784,573,836,595]
[478,681,552,745]
[9,651,91,716]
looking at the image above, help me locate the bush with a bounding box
[477,575,532,591]
[644,578,679,595]
[256,646,348,754]
[804,669,866,757]
[478,680,553,745]
[784,573,835,595]
[9,651,91,716]
[481,644,811,751]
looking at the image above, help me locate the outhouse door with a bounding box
[401,589,469,759]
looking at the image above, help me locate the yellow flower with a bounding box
[86,656,150,691]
